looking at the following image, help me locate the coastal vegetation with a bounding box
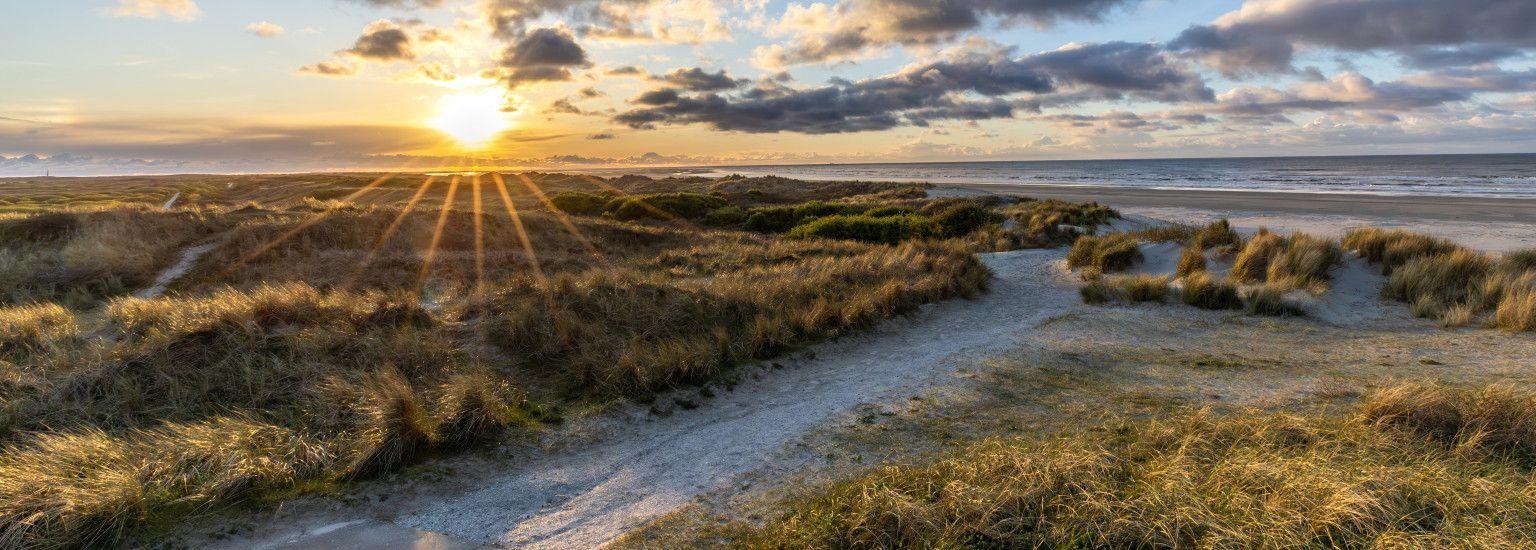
[745,383,1536,548]
[0,172,1120,547]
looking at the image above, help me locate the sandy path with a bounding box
[221,248,1079,549]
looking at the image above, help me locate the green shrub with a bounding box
[1182,272,1243,310]
[744,201,864,233]
[787,214,933,244]
[550,192,610,215]
[602,193,731,221]
[1066,233,1141,273]
[930,204,1002,238]
[865,206,916,218]
[702,206,747,227]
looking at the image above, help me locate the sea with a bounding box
[673,153,1536,199]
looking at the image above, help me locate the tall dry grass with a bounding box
[1344,228,1460,275]
[1066,233,1140,272]
[0,208,221,307]
[0,184,998,546]
[1229,229,1285,283]
[748,384,1536,548]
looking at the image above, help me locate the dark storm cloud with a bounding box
[1170,0,1536,75]
[615,41,1211,134]
[766,0,1142,65]
[1398,45,1527,69]
[492,27,592,86]
[658,68,747,92]
[632,88,682,106]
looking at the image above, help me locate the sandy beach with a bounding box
[939,183,1536,252]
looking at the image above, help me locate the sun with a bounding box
[431,90,510,150]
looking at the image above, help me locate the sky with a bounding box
[2,0,1534,175]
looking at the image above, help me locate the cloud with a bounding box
[491,27,592,87]
[413,62,457,82]
[298,61,360,77]
[245,21,284,38]
[344,19,418,61]
[657,67,747,91]
[758,0,1141,66]
[109,0,201,21]
[478,0,731,44]
[615,40,1210,134]
[1190,72,1470,121]
[1170,0,1536,75]
[350,0,445,7]
[587,132,616,140]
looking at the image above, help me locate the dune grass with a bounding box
[1066,233,1141,272]
[0,208,223,307]
[1245,284,1306,317]
[747,383,1536,549]
[1229,229,1286,283]
[1344,228,1460,275]
[1180,271,1244,310]
[0,175,1001,547]
[1079,274,1170,305]
[1176,245,1207,278]
[1348,232,1536,329]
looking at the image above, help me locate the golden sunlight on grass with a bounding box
[431,89,511,150]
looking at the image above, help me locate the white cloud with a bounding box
[110,0,202,22]
[246,21,285,38]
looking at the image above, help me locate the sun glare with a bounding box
[431,90,510,149]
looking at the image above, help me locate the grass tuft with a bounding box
[1181,272,1243,310]
[1066,233,1140,273]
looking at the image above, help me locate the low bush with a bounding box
[1181,272,1243,310]
[864,206,915,218]
[1066,233,1140,272]
[549,191,611,215]
[702,206,747,226]
[929,204,1002,239]
[603,192,731,221]
[744,201,864,233]
[786,214,934,245]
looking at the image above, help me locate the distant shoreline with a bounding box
[938,183,1536,252]
[942,183,1536,223]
